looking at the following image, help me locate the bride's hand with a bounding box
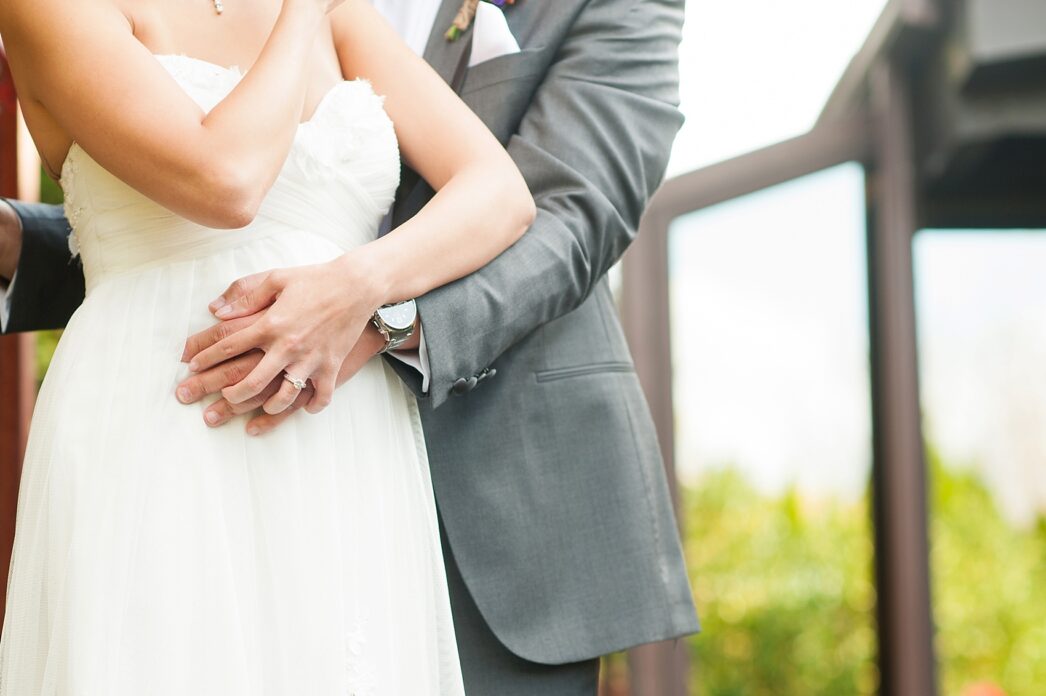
[187,253,385,415]
[177,310,390,433]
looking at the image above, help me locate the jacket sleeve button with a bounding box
[466,376,479,391]
[452,378,470,395]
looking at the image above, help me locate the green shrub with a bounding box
[682,457,1045,695]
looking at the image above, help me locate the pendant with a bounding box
[213,0,224,15]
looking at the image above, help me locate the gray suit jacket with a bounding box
[6,0,699,664]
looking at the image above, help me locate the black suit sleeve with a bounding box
[400,0,685,408]
[4,201,84,333]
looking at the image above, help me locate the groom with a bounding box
[0,0,697,692]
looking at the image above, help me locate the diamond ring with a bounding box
[283,373,308,391]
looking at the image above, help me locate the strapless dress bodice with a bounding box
[60,54,401,291]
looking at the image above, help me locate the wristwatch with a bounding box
[371,299,418,354]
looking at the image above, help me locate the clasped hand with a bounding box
[176,253,396,435]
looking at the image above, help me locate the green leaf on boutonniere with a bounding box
[446,0,518,42]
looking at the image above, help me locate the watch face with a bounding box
[377,301,417,331]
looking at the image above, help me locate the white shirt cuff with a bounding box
[387,324,431,394]
[0,271,15,333]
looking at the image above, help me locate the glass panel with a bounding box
[670,162,877,694]
[914,231,1046,696]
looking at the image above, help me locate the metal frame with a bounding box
[622,100,939,694]
[865,58,938,696]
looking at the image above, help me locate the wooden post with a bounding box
[866,58,938,696]
[0,45,36,626]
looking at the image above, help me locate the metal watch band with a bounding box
[372,303,417,355]
[374,324,413,355]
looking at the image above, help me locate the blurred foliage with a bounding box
[682,470,877,695]
[928,449,1046,696]
[39,166,63,205]
[681,456,1045,696]
[34,329,60,387]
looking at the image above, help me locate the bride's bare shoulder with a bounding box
[0,0,135,103]
[0,0,129,43]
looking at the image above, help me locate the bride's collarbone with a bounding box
[121,0,285,45]
[125,2,346,120]
[126,0,285,71]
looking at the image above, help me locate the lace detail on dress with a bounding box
[293,80,395,174]
[343,623,377,696]
[287,80,400,215]
[60,152,84,258]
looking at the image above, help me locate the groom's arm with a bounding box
[0,200,84,334]
[405,0,686,408]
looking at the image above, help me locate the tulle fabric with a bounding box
[0,55,465,695]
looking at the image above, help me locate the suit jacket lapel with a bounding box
[423,0,475,83]
[390,0,475,227]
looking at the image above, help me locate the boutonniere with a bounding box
[446,0,517,42]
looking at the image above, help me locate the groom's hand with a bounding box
[177,310,397,435]
[0,200,23,283]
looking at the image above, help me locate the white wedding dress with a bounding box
[0,55,465,695]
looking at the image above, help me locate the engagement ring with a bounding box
[283,374,308,391]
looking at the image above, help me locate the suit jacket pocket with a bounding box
[461,46,546,96]
[535,361,635,383]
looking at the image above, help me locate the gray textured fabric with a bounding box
[441,515,601,695]
[388,0,700,665]
[4,0,700,668]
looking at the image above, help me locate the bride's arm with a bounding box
[330,1,535,301]
[0,0,334,229]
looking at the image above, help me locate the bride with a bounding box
[0,0,534,693]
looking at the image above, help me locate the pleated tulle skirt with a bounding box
[0,232,464,695]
